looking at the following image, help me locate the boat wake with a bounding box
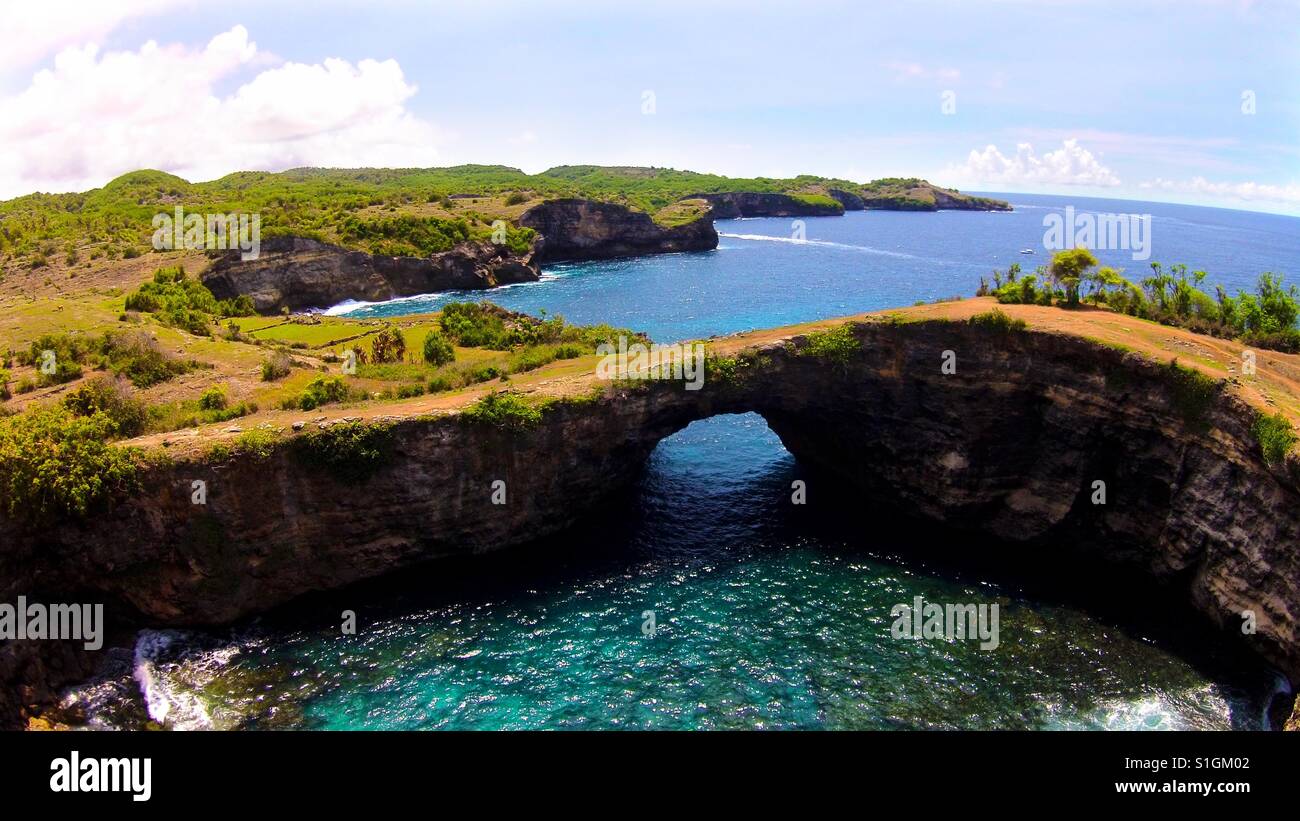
[718,232,918,259]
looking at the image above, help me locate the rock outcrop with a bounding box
[201,236,542,313]
[3,318,1298,726]
[827,188,865,210]
[518,198,717,262]
[693,192,844,218]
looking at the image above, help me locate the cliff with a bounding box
[201,235,541,313]
[693,192,844,218]
[518,198,718,262]
[857,179,1012,211]
[2,312,1298,726]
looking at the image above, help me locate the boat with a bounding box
[1019,248,1036,254]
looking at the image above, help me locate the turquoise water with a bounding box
[332,193,1300,344]
[68,195,1299,730]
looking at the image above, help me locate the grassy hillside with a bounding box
[0,166,1009,275]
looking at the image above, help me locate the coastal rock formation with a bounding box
[518,198,717,262]
[827,188,865,210]
[201,236,541,313]
[2,319,1298,726]
[693,192,844,218]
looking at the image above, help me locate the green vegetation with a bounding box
[1252,412,1297,465]
[979,253,1300,353]
[799,324,860,367]
[62,376,148,438]
[968,308,1028,333]
[339,213,535,257]
[1163,359,1222,428]
[208,427,281,462]
[0,404,140,523]
[124,265,254,334]
[0,166,1008,271]
[17,329,202,389]
[421,331,455,366]
[438,301,639,351]
[291,421,394,481]
[198,385,228,411]
[460,391,543,431]
[291,376,356,411]
[261,351,292,381]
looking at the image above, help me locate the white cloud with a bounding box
[1,0,188,74]
[1140,176,1300,206]
[944,139,1121,187]
[0,25,444,198]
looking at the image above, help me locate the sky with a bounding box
[1,0,1298,214]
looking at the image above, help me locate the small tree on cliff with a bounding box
[1049,248,1098,308]
[422,331,455,367]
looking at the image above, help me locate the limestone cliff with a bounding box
[518,198,718,262]
[202,235,542,313]
[693,192,844,218]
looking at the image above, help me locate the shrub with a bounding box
[232,428,281,461]
[369,325,407,364]
[968,308,1027,333]
[100,331,200,388]
[22,332,97,384]
[427,374,454,393]
[460,391,542,430]
[261,352,292,381]
[123,265,254,334]
[422,331,455,366]
[800,324,859,367]
[440,302,509,348]
[62,376,147,438]
[292,421,394,481]
[297,376,351,410]
[1252,412,1297,465]
[198,385,228,411]
[508,346,557,373]
[0,405,140,523]
[1163,359,1221,428]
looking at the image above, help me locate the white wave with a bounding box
[717,232,918,259]
[133,630,234,731]
[323,273,564,316]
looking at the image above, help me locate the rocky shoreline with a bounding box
[202,235,543,314]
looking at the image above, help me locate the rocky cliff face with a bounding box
[693,192,844,218]
[518,198,717,262]
[827,188,865,210]
[202,236,541,313]
[3,319,1298,726]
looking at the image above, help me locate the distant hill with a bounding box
[0,166,1010,271]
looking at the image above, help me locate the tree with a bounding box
[369,326,407,364]
[422,331,455,367]
[1049,248,1098,307]
[1087,266,1124,306]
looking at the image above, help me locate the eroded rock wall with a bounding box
[202,236,541,313]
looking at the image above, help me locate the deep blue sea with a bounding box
[69,194,1300,730]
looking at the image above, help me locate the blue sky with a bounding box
[2,0,1298,213]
